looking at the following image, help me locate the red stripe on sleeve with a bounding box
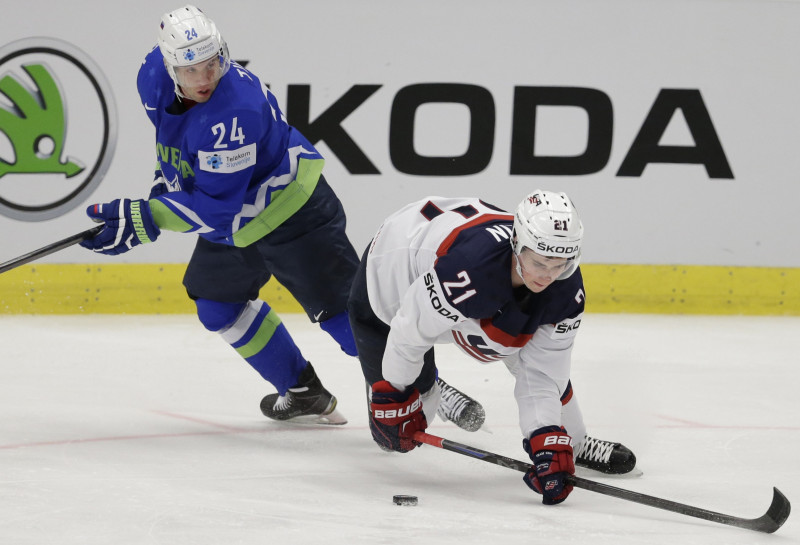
[479,318,533,348]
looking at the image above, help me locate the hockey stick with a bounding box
[0,225,103,274]
[413,431,790,534]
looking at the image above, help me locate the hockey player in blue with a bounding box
[348,190,638,504]
[80,5,359,424]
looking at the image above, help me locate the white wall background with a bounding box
[2,0,799,267]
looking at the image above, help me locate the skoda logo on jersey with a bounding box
[0,37,117,221]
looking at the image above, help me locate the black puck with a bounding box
[392,495,418,506]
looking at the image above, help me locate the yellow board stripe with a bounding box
[581,264,799,315]
[0,264,297,315]
[0,263,797,315]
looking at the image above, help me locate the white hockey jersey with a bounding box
[365,197,586,437]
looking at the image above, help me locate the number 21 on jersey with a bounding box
[442,271,477,305]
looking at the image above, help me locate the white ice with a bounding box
[1,313,797,545]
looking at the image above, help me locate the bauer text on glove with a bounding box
[369,380,427,453]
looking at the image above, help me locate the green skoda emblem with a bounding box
[0,38,117,221]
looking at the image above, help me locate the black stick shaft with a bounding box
[0,225,103,274]
[414,431,789,534]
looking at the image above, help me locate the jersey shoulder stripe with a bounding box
[435,213,513,259]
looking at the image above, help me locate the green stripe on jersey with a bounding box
[232,157,323,247]
[148,199,194,233]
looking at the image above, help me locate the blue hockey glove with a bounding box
[522,426,575,505]
[80,198,160,255]
[369,380,427,453]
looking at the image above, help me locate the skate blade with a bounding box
[576,465,644,479]
[267,408,348,427]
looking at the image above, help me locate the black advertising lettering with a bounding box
[510,86,613,176]
[281,84,732,179]
[389,83,495,176]
[286,84,382,175]
[617,89,733,178]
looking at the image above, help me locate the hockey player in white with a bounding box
[348,190,637,504]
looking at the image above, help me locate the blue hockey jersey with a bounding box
[137,46,324,246]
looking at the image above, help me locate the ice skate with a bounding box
[260,362,347,425]
[574,435,640,476]
[436,377,485,432]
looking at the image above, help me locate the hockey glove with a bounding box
[522,426,575,505]
[369,380,427,453]
[80,198,160,255]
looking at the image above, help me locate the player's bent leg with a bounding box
[194,298,245,332]
[559,381,587,445]
[195,298,344,424]
[196,298,306,393]
[561,382,637,475]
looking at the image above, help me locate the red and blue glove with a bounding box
[80,198,160,255]
[522,426,575,505]
[369,380,427,453]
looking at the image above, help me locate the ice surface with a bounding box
[1,313,797,544]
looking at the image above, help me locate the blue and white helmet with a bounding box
[158,5,230,96]
[511,190,583,280]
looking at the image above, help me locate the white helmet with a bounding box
[511,190,583,280]
[158,5,230,97]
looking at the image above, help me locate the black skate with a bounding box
[260,362,346,425]
[574,435,638,475]
[436,377,486,432]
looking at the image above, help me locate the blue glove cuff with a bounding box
[130,199,160,244]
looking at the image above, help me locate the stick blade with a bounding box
[756,488,791,534]
[716,486,791,534]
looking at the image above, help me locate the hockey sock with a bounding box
[196,298,307,395]
[319,311,358,356]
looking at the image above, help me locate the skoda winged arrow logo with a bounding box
[0,64,83,178]
[0,37,117,221]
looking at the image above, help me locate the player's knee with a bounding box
[195,298,246,332]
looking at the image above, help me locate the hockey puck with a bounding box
[392,495,418,506]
